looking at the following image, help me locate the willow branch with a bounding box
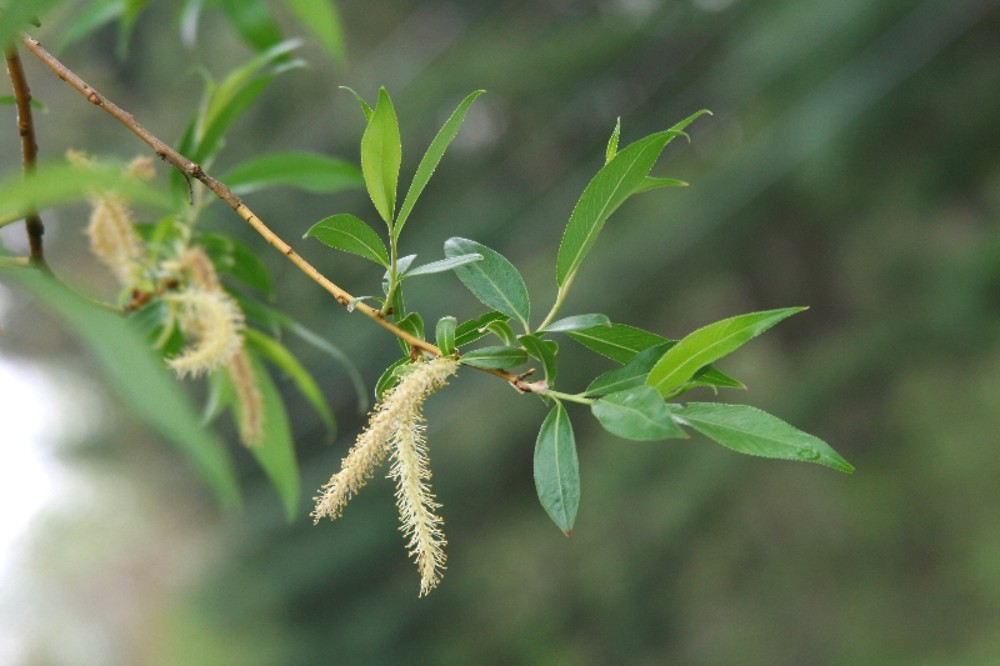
[4,43,45,265]
[18,35,537,390]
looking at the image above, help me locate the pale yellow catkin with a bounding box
[166,288,245,378]
[225,346,265,446]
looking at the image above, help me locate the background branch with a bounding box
[4,43,45,265]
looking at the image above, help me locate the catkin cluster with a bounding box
[313,355,460,596]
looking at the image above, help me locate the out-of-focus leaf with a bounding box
[284,0,345,63]
[57,0,122,53]
[304,214,389,267]
[4,267,240,508]
[199,233,274,298]
[244,354,301,519]
[460,345,528,370]
[222,152,362,194]
[519,334,558,385]
[361,87,401,225]
[0,96,45,110]
[243,329,335,437]
[592,386,686,441]
[647,308,805,397]
[556,110,709,287]
[395,90,485,238]
[566,322,669,364]
[444,237,531,331]
[673,402,855,474]
[221,0,282,52]
[542,313,610,333]
[0,0,63,49]
[534,402,579,535]
[0,162,170,221]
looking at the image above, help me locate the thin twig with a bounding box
[4,43,45,266]
[18,35,536,390]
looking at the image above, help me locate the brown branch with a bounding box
[4,43,45,266]
[18,35,533,390]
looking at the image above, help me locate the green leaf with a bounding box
[0,0,63,50]
[634,176,687,193]
[402,253,482,278]
[395,90,485,238]
[222,152,363,194]
[674,402,854,473]
[460,345,528,370]
[556,110,709,287]
[283,0,345,63]
[435,316,457,356]
[395,312,425,354]
[0,95,44,110]
[484,319,517,346]
[5,267,240,508]
[690,366,745,391]
[57,0,122,53]
[534,403,580,535]
[244,354,301,519]
[519,334,558,385]
[221,0,282,52]
[605,117,621,163]
[566,322,669,364]
[340,86,373,120]
[199,233,274,298]
[194,39,305,163]
[375,357,409,399]
[361,87,402,225]
[304,213,389,267]
[243,329,335,437]
[592,386,686,441]
[585,343,673,396]
[542,313,610,333]
[0,162,169,221]
[454,311,509,347]
[647,308,805,397]
[444,237,531,331]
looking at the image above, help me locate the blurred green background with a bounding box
[3,0,1000,663]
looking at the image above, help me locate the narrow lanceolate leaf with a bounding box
[556,110,709,287]
[445,237,531,331]
[519,334,558,385]
[375,357,410,399]
[567,323,669,364]
[340,86,373,120]
[284,0,345,63]
[305,214,389,267]
[222,152,363,194]
[243,329,335,437]
[395,312,425,354]
[245,355,302,519]
[605,117,621,163]
[361,87,401,225]
[454,311,509,347]
[592,386,686,441]
[534,403,580,535]
[395,90,485,239]
[459,345,528,370]
[435,316,457,356]
[542,313,611,333]
[634,176,687,193]
[647,308,805,397]
[674,402,855,473]
[483,319,518,346]
[585,343,673,396]
[402,253,482,278]
[5,267,240,508]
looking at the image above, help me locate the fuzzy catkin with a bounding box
[166,288,245,378]
[312,356,459,594]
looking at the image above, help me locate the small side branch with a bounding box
[4,44,45,265]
